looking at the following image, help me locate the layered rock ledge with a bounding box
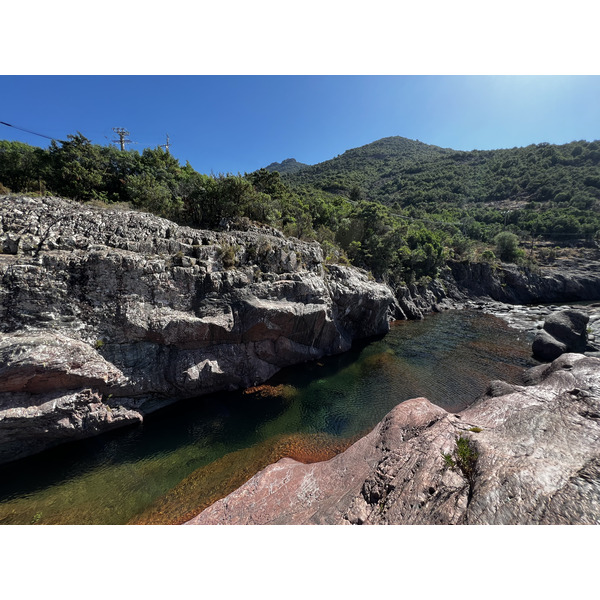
[0,196,397,463]
[188,353,600,525]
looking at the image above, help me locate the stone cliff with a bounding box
[448,258,600,305]
[0,195,397,464]
[389,254,600,321]
[188,353,600,525]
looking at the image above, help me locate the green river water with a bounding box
[0,310,535,525]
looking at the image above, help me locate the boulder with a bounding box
[543,309,589,352]
[532,329,568,362]
[532,308,589,362]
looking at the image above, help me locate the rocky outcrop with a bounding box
[449,258,600,305]
[188,353,600,525]
[393,255,600,321]
[0,195,397,463]
[393,278,455,320]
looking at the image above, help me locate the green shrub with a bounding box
[480,249,496,263]
[442,452,456,468]
[442,435,479,482]
[494,232,523,263]
[455,435,479,480]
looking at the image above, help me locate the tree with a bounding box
[48,133,107,200]
[494,231,522,263]
[0,140,48,193]
[125,172,179,218]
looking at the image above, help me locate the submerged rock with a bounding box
[0,195,397,463]
[188,353,600,525]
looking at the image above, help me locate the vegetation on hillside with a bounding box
[1,134,599,287]
[285,136,600,241]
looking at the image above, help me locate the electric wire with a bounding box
[0,120,58,141]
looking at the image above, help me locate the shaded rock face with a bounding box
[390,256,600,321]
[449,259,600,305]
[0,195,397,463]
[532,309,589,362]
[393,279,455,320]
[188,354,600,525]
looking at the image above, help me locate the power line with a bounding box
[0,120,57,141]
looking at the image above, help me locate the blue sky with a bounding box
[1,76,599,175]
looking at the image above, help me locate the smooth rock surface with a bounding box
[532,329,568,362]
[543,309,589,352]
[532,309,589,362]
[188,353,600,525]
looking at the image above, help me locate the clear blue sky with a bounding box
[1,75,599,175]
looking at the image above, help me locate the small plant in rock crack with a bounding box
[455,435,479,481]
[218,243,239,269]
[442,435,479,481]
[441,451,456,468]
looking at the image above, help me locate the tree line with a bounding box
[1,133,599,287]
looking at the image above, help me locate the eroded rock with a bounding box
[532,309,589,362]
[0,195,398,463]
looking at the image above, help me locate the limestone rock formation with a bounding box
[0,195,398,463]
[188,353,600,525]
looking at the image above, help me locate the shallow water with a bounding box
[0,310,535,525]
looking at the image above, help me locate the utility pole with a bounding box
[160,134,171,153]
[112,127,132,151]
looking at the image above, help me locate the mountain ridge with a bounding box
[278,134,600,212]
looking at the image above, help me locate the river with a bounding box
[0,310,535,525]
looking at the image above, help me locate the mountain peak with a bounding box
[264,158,310,174]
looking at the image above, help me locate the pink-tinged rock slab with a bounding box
[186,398,454,525]
[188,354,600,525]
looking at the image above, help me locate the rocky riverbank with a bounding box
[0,195,397,464]
[382,252,600,322]
[188,352,600,525]
[2,194,600,468]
